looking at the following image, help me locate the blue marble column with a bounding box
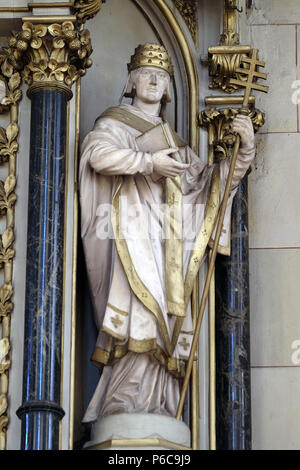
[215,175,252,450]
[17,88,68,450]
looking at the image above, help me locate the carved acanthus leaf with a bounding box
[21,21,93,88]
[73,0,103,25]
[0,284,13,318]
[199,106,265,161]
[172,0,198,45]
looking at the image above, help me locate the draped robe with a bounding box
[79,103,255,422]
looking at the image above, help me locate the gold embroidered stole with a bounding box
[99,106,186,147]
[104,106,220,355]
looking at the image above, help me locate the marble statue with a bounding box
[79,43,255,424]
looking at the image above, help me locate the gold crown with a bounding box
[128,43,174,76]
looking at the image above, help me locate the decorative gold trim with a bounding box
[59,96,71,452]
[69,78,80,450]
[191,278,199,450]
[22,16,77,24]
[171,0,198,48]
[27,81,73,100]
[107,303,128,317]
[111,181,173,357]
[208,251,216,450]
[208,45,251,55]
[91,338,186,378]
[208,0,250,93]
[205,96,255,106]
[72,0,103,25]
[199,106,265,164]
[17,21,92,98]
[28,2,74,7]
[184,166,221,306]
[0,7,29,13]
[85,437,192,451]
[0,46,22,451]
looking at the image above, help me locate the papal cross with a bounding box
[229,48,269,109]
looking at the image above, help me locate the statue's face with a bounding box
[133,66,170,104]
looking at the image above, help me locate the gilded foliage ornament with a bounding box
[199,106,265,161]
[21,21,93,90]
[172,0,198,45]
[0,22,21,452]
[73,0,103,25]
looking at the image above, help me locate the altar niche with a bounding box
[72,0,202,451]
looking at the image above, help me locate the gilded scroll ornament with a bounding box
[208,48,248,94]
[172,0,198,46]
[72,0,103,25]
[199,106,265,162]
[208,0,250,93]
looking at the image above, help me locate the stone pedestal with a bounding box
[84,413,191,450]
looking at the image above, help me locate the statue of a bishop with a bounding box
[79,43,255,423]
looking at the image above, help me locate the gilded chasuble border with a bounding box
[92,339,186,378]
[171,165,221,354]
[111,180,173,357]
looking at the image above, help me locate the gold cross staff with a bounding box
[230,48,269,110]
[176,48,269,420]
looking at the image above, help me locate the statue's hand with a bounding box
[231,114,255,150]
[152,148,190,178]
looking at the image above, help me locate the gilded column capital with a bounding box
[5,21,93,99]
[22,21,92,98]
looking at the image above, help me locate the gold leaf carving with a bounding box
[0,25,20,451]
[199,106,265,162]
[0,177,17,216]
[73,0,103,25]
[1,229,14,252]
[6,123,18,145]
[0,361,10,375]
[20,22,93,90]
[172,0,198,45]
[0,395,8,418]
[8,73,21,92]
[0,284,13,318]
[0,415,8,450]
[0,338,10,364]
[0,124,19,163]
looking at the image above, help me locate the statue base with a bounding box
[84,413,191,450]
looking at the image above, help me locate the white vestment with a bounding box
[79,103,255,422]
